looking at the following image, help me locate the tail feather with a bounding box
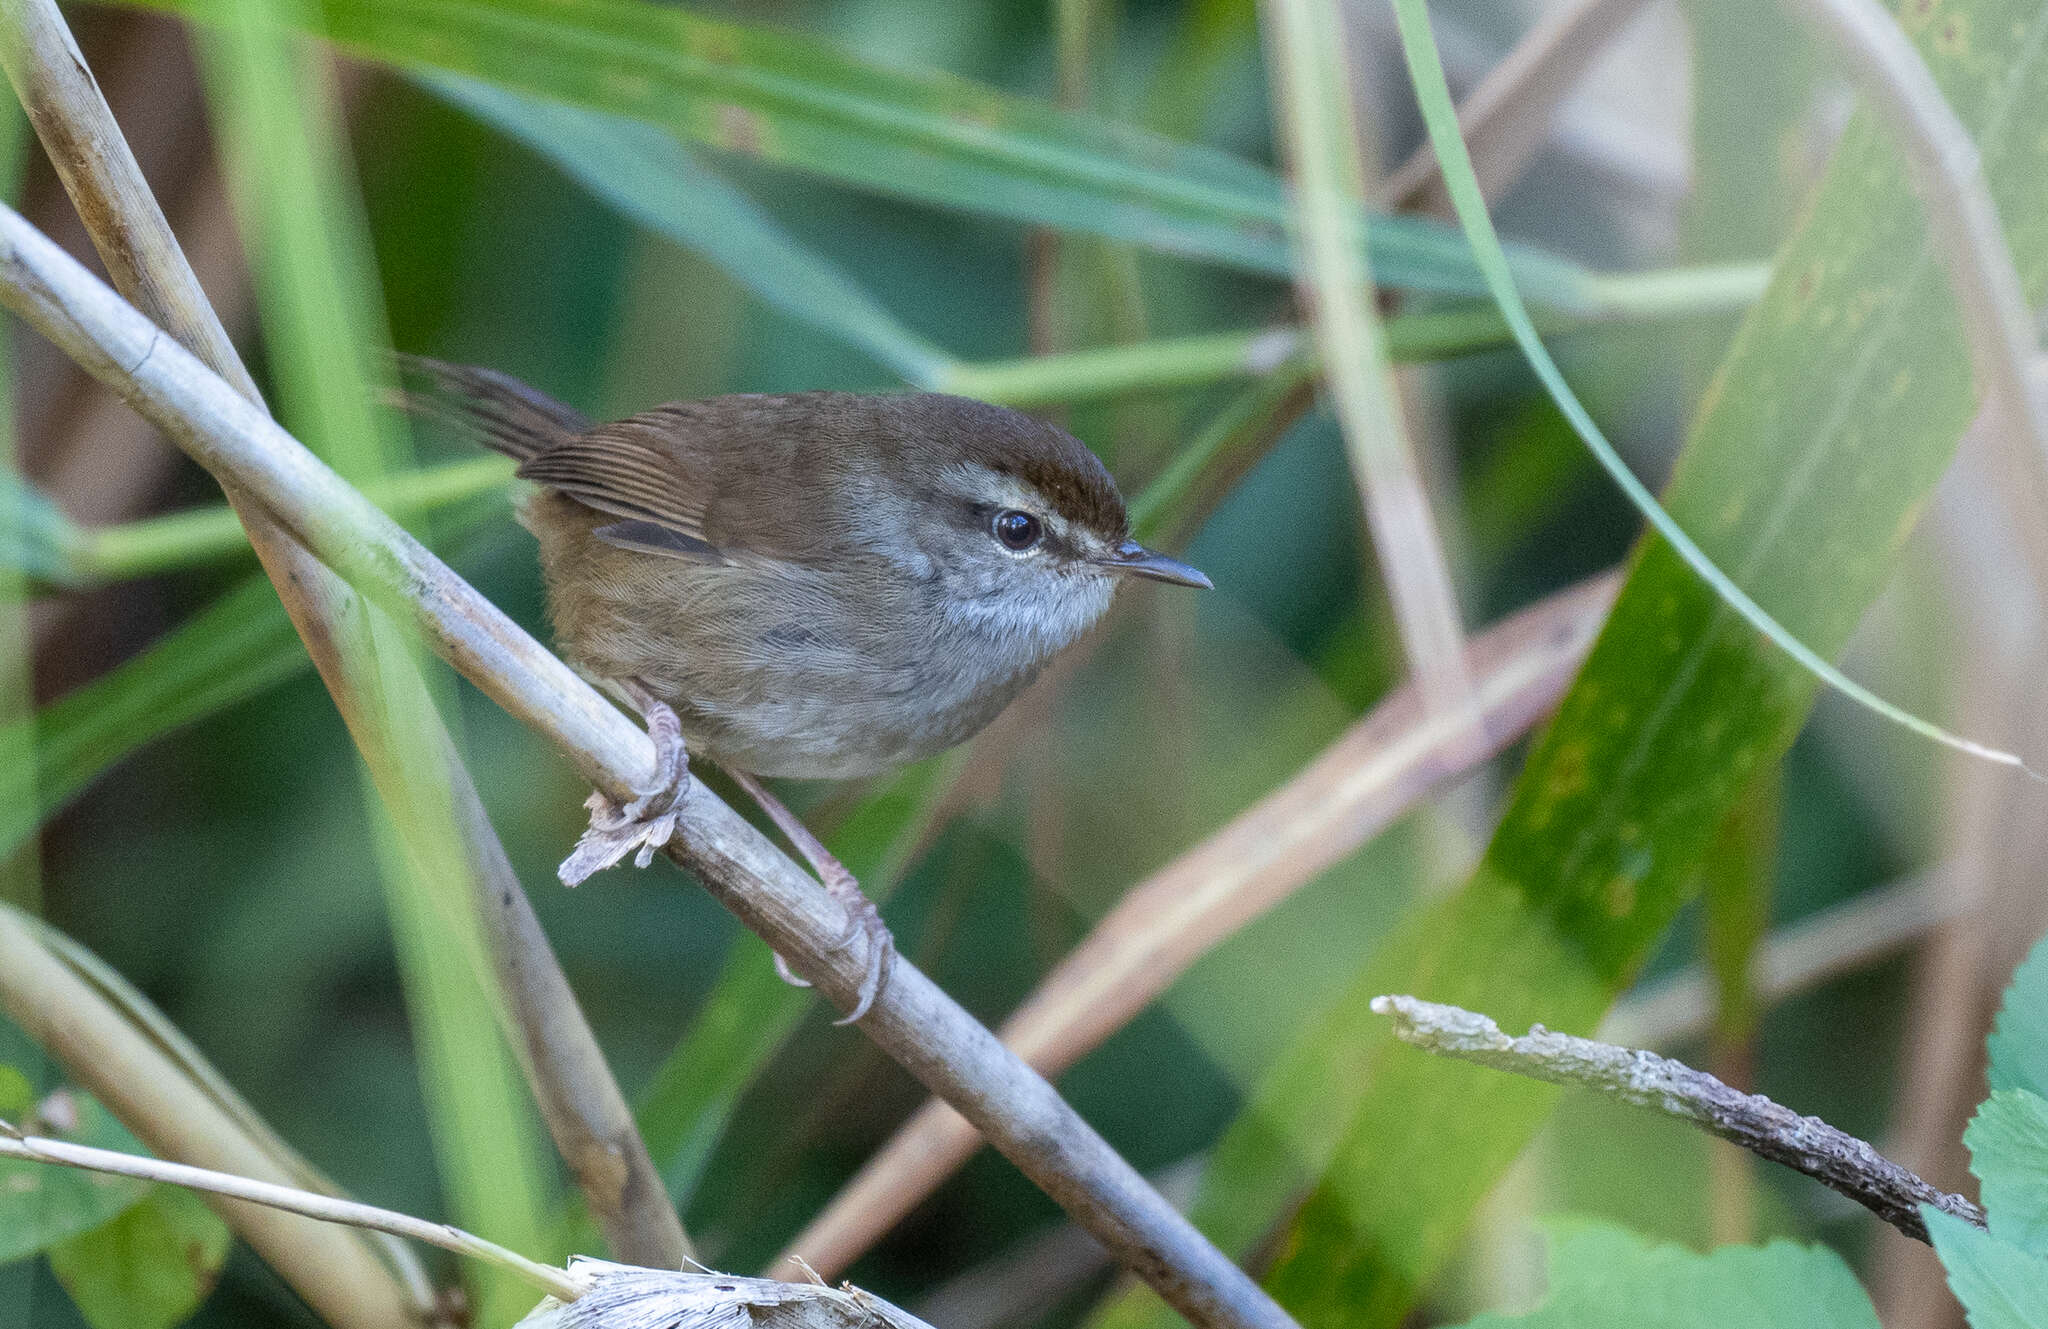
[392,354,591,462]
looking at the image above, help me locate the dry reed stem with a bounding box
[0,0,690,1271]
[1261,0,1477,724]
[0,1123,589,1302]
[1375,994,1985,1244]
[0,197,1300,1329]
[783,570,1618,1278]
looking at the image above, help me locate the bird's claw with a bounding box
[558,697,690,886]
[823,866,894,1024]
[766,868,895,1024]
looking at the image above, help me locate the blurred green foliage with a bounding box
[0,0,2024,1327]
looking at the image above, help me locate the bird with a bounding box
[398,356,1211,1019]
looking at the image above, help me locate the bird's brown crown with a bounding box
[878,393,1130,541]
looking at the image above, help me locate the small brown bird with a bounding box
[400,358,1210,1018]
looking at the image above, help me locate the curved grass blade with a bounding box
[123,0,1593,304]
[1388,0,2032,774]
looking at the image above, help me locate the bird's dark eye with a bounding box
[991,509,1043,551]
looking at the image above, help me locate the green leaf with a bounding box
[1966,1091,2048,1258]
[1446,1221,1878,1329]
[1927,1206,2048,1329]
[0,1090,149,1263]
[48,1185,231,1329]
[1082,1,2048,1326]
[1389,0,2017,767]
[425,75,955,386]
[1989,932,2048,1100]
[124,0,1592,303]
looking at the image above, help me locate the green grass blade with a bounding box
[201,3,553,1314]
[76,455,512,584]
[124,0,1593,303]
[0,100,36,913]
[0,103,35,912]
[425,74,956,386]
[1387,0,2027,772]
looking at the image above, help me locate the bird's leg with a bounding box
[727,768,894,1024]
[558,678,692,887]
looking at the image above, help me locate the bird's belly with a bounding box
[665,644,1034,780]
[549,553,1035,780]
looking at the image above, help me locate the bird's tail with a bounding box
[391,354,591,461]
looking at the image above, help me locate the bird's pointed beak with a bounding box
[1105,539,1213,589]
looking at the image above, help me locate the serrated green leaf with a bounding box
[425,75,955,386]
[48,1184,231,1329]
[1989,933,2048,1100]
[0,1091,149,1263]
[1928,1206,2048,1329]
[1447,1220,1878,1329]
[120,0,1592,304]
[1966,1090,2048,1258]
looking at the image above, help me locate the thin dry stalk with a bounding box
[1261,0,1475,723]
[0,0,690,1270]
[782,571,1618,1278]
[1385,0,1650,214]
[0,202,1299,1329]
[0,1125,588,1302]
[1784,0,2048,593]
[1374,995,1985,1244]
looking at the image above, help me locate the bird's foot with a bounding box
[770,866,894,1024]
[558,690,690,886]
[817,860,895,1025]
[729,769,896,1023]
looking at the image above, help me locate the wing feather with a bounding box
[517,409,719,559]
